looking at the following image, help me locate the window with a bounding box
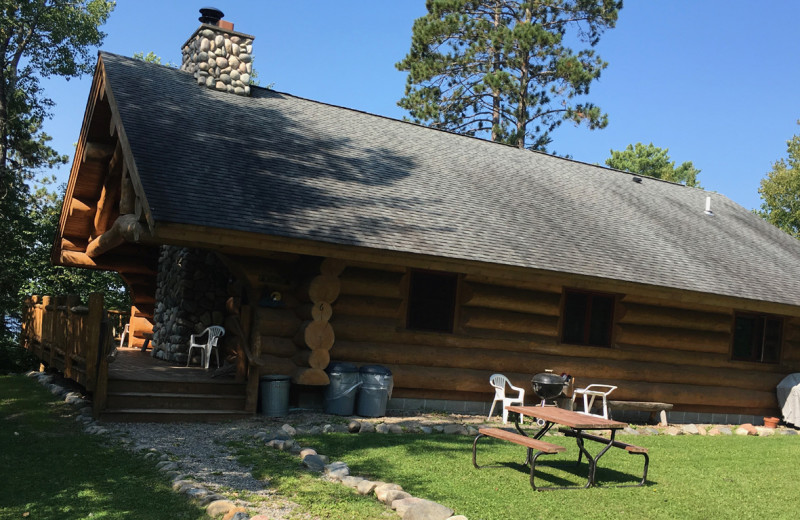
[732,314,781,363]
[561,290,615,347]
[406,270,457,332]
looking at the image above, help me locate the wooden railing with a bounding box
[20,293,115,416]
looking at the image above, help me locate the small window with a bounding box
[732,314,781,363]
[406,270,457,332]
[561,290,615,347]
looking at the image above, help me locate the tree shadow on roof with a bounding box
[104,54,456,248]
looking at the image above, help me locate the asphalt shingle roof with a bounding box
[101,52,800,308]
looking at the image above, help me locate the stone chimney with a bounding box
[181,7,254,96]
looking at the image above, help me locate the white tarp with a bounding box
[776,373,800,426]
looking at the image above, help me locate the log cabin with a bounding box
[50,10,800,423]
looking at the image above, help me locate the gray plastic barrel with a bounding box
[356,365,393,417]
[260,375,290,417]
[324,362,361,415]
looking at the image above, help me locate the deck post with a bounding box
[85,293,104,391]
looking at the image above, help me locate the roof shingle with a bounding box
[101,52,800,307]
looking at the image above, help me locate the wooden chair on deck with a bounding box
[186,326,225,369]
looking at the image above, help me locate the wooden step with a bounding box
[99,408,252,423]
[105,391,246,411]
[106,379,246,396]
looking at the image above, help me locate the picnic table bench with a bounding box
[560,429,649,487]
[474,406,651,490]
[607,400,673,425]
[473,427,567,491]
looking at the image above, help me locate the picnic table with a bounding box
[473,405,649,491]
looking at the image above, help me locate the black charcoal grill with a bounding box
[531,371,570,405]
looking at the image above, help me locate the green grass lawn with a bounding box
[0,375,207,520]
[239,429,800,520]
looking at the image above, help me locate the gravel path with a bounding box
[106,417,302,518]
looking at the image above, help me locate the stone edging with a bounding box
[254,423,463,520]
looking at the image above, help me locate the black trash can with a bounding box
[260,374,291,417]
[356,365,393,418]
[324,362,361,415]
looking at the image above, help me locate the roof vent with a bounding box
[198,7,224,25]
[704,196,714,216]
[632,176,642,184]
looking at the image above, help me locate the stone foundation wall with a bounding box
[151,246,230,363]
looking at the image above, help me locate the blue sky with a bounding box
[41,1,800,211]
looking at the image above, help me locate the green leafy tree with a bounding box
[757,126,800,239]
[396,0,622,151]
[605,142,701,187]
[0,0,115,364]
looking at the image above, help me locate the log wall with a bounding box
[228,252,800,416]
[229,255,347,388]
[325,264,799,417]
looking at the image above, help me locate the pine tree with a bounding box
[0,0,115,353]
[396,0,622,151]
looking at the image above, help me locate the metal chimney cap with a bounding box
[198,7,224,25]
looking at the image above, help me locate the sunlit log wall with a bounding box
[230,254,800,417]
[326,263,800,417]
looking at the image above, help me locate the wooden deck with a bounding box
[101,347,250,422]
[109,347,228,383]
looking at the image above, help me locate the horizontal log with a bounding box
[333,295,401,320]
[58,250,156,275]
[460,307,559,336]
[296,302,333,322]
[259,336,298,357]
[256,308,301,337]
[461,282,562,316]
[301,275,341,304]
[83,141,115,162]
[620,293,729,314]
[339,268,403,298]
[333,316,572,356]
[677,404,779,416]
[68,198,96,219]
[292,367,329,386]
[331,341,784,392]
[293,348,331,370]
[294,320,335,351]
[618,302,731,333]
[258,354,297,375]
[384,364,778,409]
[391,387,489,404]
[784,323,800,343]
[320,257,347,277]
[462,273,562,294]
[617,323,730,354]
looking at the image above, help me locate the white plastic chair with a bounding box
[572,384,617,419]
[487,374,525,424]
[186,326,225,369]
[119,324,129,348]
